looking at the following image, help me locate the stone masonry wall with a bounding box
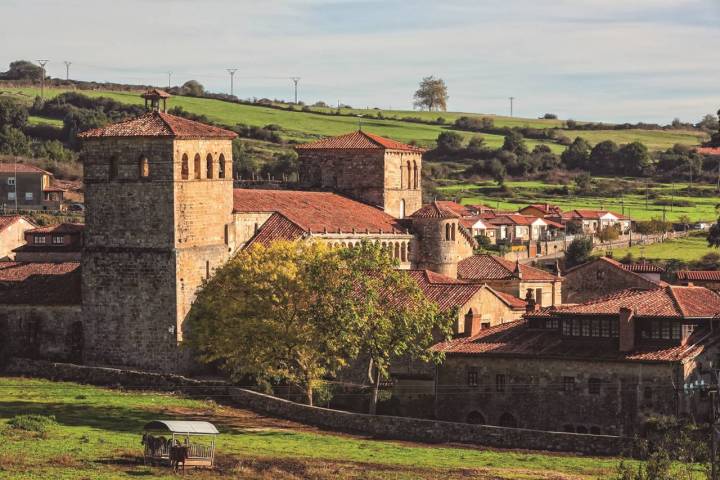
[2,358,636,456]
[0,306,81,361]
[563,260,658,304]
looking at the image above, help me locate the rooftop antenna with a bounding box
[63,61,71,81]
[290,77,300,104]
[37,60,49,100]
[227,69,237,97]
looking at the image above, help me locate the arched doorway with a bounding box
[499,412,517,428]
[466,411,485,425]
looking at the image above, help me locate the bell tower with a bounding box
[78,92,237,372]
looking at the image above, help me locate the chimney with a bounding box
[513,260,523,280]
[618,307,635,352]
[525,288,539,313]
[464,311,482,337]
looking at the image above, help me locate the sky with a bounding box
[1,0,719,123]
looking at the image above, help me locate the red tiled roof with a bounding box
[77,111,237,140]
[233,189,406,234]
[432,319,718,363]
[244,213,306,249]
[458,255,558,282]
[494,290,528,309]
[460,216,489,229]
[0,163,51,175]
[520,204,563,216]
[623,262,664,274]
[410,201,460,219]
[677,270,720,282]
[0,261,81,305]
[550,285,720,318]
[467,204,496,213]
[27,223,84,235]
[561,209,628,221]
[295,130,425,152]
[141,88,171,99]
[487,214,533,226]
[0,215,25,233]
[697,147,720,156]
[435,201,474,217]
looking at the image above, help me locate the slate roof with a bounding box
[410,202,461,219]
[677,270,720,282]
[295,130,424,152]
[233,189,406,234]
[77,111,237,140]
[0,163,52,174]
[458,255,559,282]
[244,213,307,249]
[432,319,719,363]
[0,261,81,305]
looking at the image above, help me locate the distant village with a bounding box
[2,90,720,440]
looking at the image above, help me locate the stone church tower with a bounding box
[295,130,424,218]
[78,91,237,372]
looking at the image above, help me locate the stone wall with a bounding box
[0,306,81,361]
[563,259,658,304]
[2,358,636,456]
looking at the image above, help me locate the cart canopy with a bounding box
[143,420,219,435]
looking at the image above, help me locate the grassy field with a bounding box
[439,179,720,222]
[0,376,673,480]
[1,87,707,152]
[27,115,63,127]
[611,233,714,263]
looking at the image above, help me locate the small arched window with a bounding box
[139,155,150,179]
[394,243,400,259]
[109,155,118,180]
[181,154,189,180]
[194,154,201,179]
[399,163,404,188]
[218,154,226,179]
[206,153,213,179]
[451,223,456,241]
[401,242,407,262]
[406,160,412,189]
[413,160,418,189]
[445,223,451,241]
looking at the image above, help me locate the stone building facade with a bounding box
[563,256,660,304]
[0,163,65,211]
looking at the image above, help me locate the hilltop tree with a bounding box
[589,140,619,173]
[561,137,591,170]
[180,80,205,97]
[697,113,719,132]
[0,98,28,129]
[436,131,463,152]
[0,60,44,81]
[501,131,528,155]
[617,142,652,176]
[413,76,448,112]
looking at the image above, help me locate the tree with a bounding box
[488,158,507,186]
[0,126,31,156]
[565,237,593,268]
[542,113,558,119]
[186,241,363,406]
[574,172,594,194]
[697,113,719,132]
[0,60,44,81]
[466,135,486,154]
[181,80,205,97]
[708,219,720,248]
[0,98,28,129]
[502,131,528,155]
[561,137,591,170]
[597,225,620,243]
[413,76,448,112]
[677,214,691,232]
[589,140,619,173]
[436,131,463,152]
[340,242,452,414]
[617,142,652,176]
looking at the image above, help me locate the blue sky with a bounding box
[2,0,719,123]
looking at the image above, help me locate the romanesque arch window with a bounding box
[400,242,407,262]
[400,163,404,189]
[499,413,517,428]
[218,154,226,179]
[445,223,451,241]
[466,411,485,425]
[206,153,213,179]
[194,154,201,179]
[181,154,189,180]
[394,242,400,259]
[109,155,118,180]
[451,223,456,241]
[139,155,150,179]
[406,160,412,189]
[413,160,418,189]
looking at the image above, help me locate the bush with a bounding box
[8,414,57,433]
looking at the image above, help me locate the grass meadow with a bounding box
[0,376,677,480]
[610,233,715,262]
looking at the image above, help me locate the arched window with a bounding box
[499,413,517,428]
[218,154,226,179]
[194,154,201,179]
[394,243,400,259]
[406,160,412,189]
[139,155,150,179]
[451,223,456,241]
[466,411,485,425]
[109,155,118,180]
[400,163,404,188]
[399,199,406,219]
[181,154,189,180]
[445,223,451,241]
[206,153,213,179]
[401,242,407,262]
[413,160,418,189]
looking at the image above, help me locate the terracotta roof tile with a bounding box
[233,189,406,235]
[677,270,720,282]
[0,215,25,233]
[561,209,628,220]
[458,255,558,282]
[0,261,81,305]
[623,262,664,274]
[520,203,563,216]
[141,88,171,99]
[27,223,84,235]
[77,112,237,140]
[410,201,460,219]
[295,130,424,152]
[435,201,474,217]
[564,257,662,288]
[487,214,533,226]
[244,213,307,249]
[432,319,719,363]
[0,163,51,175]
[697,147,720,156]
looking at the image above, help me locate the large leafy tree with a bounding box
[565,237,594,268]
[340,242,453,414]
[413,76,448,112]
[186,241,362,406]
[561,137,591,170]
[0,60,44,81]
[0,98,28,129]
[617,142,653,176]
[589,140,619,173]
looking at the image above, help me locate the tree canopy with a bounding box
[413,76,448,112]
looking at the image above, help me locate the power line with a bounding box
[509,96,515,117]
[227,69,238,97]
[63,61,71,81]
[37,59,49,100]
[167,71,172,89]
[290,77,300,104]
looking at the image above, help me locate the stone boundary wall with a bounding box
[3,358,636,456]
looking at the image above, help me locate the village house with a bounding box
[676,270,720,292]
[561,209,631,235]
[457,254,562,307]
[432,285,720,435]
[0,215,36,260]
[623,261,665,284]
[13,223,84,262]
[0,163,65,211]
[563,257,662,304]
[518,203,563,220]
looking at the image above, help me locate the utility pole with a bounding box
[716,160,720,193]
[167,72,172,89]
[645,180,649,211]
[290,77,300,104]
[63,61,71,81]
[509,97,515,117]
[227,69,237,97]
[36,60,49,100]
